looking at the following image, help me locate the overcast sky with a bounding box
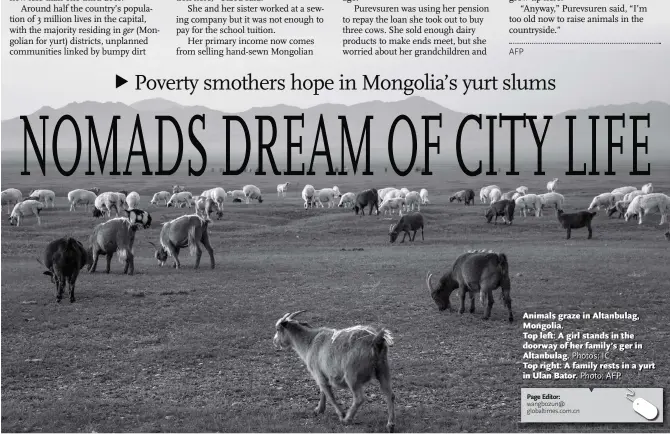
[2,0,669,119]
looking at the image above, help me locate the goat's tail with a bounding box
[188,224,198,256]
[497,253,509,279]
[372,329,394,354]
[117,248,128,263]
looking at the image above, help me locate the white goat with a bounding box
[227,190,247,202]
[612,186,637,196]
[538,192,565,215]
[404,191,421,212]
[479,185,500,204]
[68,189,97,212]
[151,214,214,269]
[28,189,56,208]
[94,192,125,218]
[419,188,430,205]
[9,200,44,226]
[195,196,223,220]
[515,194,542,217]
[641,183,654,194]
[201,187,226,211]
[242,185,263,204]
[277,182,290,197]
[273,311,396,433]
[1,188,23,214]
[625,193,670,225]
[338,192,356,208]
[150,191,171,206]
[125,191,141,209]
[488,187,503,204]
[588,193,616,211]
[167,191,193,208]
[379,197,406,216]
[302,184,316,209]
[546,178,559,192]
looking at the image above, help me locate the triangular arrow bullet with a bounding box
[116,75,128,88]
[589,387,594,392]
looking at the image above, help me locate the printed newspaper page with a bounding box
[1,0,668,432]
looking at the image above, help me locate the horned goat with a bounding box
[150,214,214,269]
[9,199,44,226]
[68,189,97,212]
[624,193,670,225]
[273,311,396,432]
[2,188,22,214]
[426,250,512,322]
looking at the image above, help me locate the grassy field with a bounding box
[1,167,669,432]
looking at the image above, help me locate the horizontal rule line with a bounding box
[509,42,662,45]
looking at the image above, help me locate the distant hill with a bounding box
[3,97,668,174]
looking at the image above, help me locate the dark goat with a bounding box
[485,199,515,225]
[665,231,670,241]
[354,188,379,216]
[426,250,512,322]
[449,189,475,205]
[41,237,93,303]
[389,213,424,243]
[557,209,596,239]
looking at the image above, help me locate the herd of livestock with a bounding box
[2,178,669,432]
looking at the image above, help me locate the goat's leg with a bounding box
[124,252,135,275]
[469,290,476,313]
[316,378,344,420]
[421,227,424,241]
[343,385,365,425]
[411,230,417,241]
[400,232,406,243]
[91,251,101,273]
[566,227,571,240]
[587,222,592,240]
[173,247,181,269]
[483,288,494,320]
[459,288,466,314]
[502,277,513,322]
[193,242,203,270]
[314,391,326,415]
[202,236,215,269]
[68,275,77,303]
[376,363,396,433]
[105,253,113,273]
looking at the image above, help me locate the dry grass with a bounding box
[2,167,669,432]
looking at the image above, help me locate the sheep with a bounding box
[150,214,214,269]
[611,192,626,204]
[28,189,56,208]
[557,210,596,239]
[89,187,100,195]
[1,188,23,214]
[485,199,515,225]
[419,188,430,205]
[607,200,632,219]
[227,190,247,202]
[125,191,141,209]
[150,191,171,207]
[501,190,517,201]
[488,187,503,204]
[93,192,125,218]
[426,250,512,322]
[314,188,340,208]
[449,189,475,205]
[201,187,226,211]
[612,186,637,196]
[242,185,263,204]
[389,213,424,243]
[511,191,525,201]
[273,311,396,432]
[354,189,379,216]
[172,184,186,194]
[588,193,616,211]
[9,200,44,226]
[399,187,410,198]
[338,192,356,208]
[624,193,670,225]
[479,185,499,203]
[67,189,97,212]
[88,217,138,275]
[515,194,542,217]
[546,178,559,192]
[641,183,654,194]
[195,196,223,220]
[378,187,396,202]
[382,188,403,201]
[277,182,290,197]
[624,190,644,202]
[167,191,193,208]
[302,184,316,209]
[40,237,92,303]
[516,186,529,194]
[538,192,565,215]
[379,197,406,216]
[403,191,421,212]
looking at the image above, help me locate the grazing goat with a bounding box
[419,188,430,205]
[88,217,138,274]
[125,192,141,209]
[273,311,396,432]
[150,191,171,206]
[426,250,512,322]
[403,191,421,211]
[41,237,92,303]
[93,192,126,218]
[150,214,214,269]
[338,192,356,208]
[588,193,616,211]
[479,185,499,203]
[28,189,56,208]
[354,189,379,216]
[9,200,44,226]
[450,189,475,205]
[607,200,632,219]
[546,178,559,192]
[68,189,97,212]
[612,186,637,196]
[167,191,193,208]
[195,196,223,220]
[485,199,515,225]
[557,210,596,239]
[538,192,565,215]
[201,187,226,211]
[389,213,424,243]
[641,183,654,194]
[624,193,670,225]
[2,188,23,214]
[379,197,405,216]
[243,185,263,203]
[172,184,186,194]
[227,190,246,202]
[277,182,290,197]
[302,184,317,209]
[488,187,503,204]
[515,194,542,217]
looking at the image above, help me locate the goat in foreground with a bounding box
[426,250,512,322]
[41,237,93,303]
[273,311,396,432]
[557,210,596,239]
[150,214,214,269]
[88,217,138,275]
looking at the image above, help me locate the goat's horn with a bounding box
[389,224,394,232]
[147,241,158,249]
[426,272,435,292]
[287,310,306,320]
